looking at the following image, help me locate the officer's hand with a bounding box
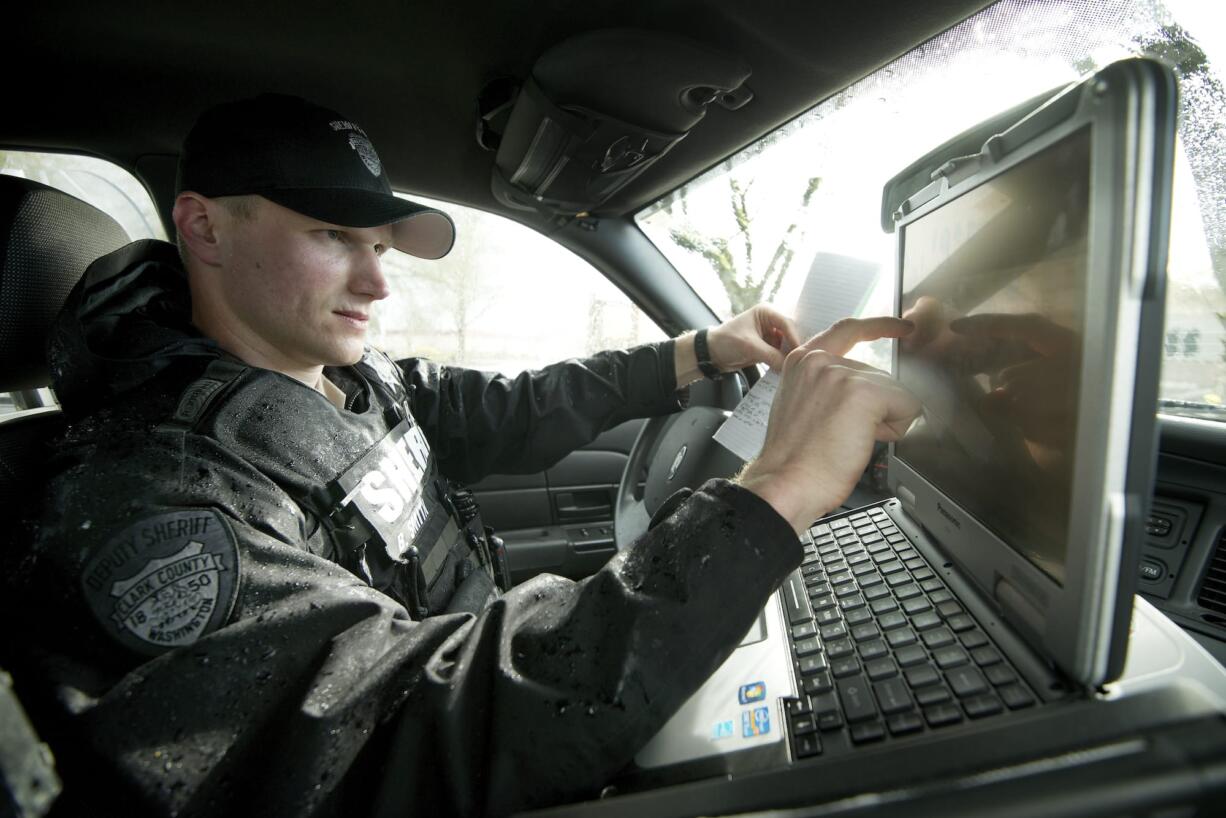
[707,304,804,372]
[736,317,920,533]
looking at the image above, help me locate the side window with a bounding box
[1,151,166,415]
[371,194,665,373]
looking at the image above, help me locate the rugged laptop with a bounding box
[616,56,1183,789]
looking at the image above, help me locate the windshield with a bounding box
[636,0,1226,423]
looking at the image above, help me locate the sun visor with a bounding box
[483,29,752,219]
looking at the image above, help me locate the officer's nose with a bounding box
[352,249,392,301]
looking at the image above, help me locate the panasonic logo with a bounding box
[937,502,962,529]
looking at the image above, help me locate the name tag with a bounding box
[335,419,435,563]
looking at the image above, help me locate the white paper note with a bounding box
[713,371,779,462]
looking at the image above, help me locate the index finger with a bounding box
[802,316,915,357]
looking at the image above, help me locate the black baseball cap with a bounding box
[177,93,455,260]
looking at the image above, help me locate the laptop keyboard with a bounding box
[783,504,1038,759]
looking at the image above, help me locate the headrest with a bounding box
[0,175,130,392]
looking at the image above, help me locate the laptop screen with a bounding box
[895,126,1091,585]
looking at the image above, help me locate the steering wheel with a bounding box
[614,377,749,550]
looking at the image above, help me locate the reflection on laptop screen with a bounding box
[896,127,1091,585]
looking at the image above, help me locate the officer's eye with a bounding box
[326,229,346,243]
[374,243,388,256]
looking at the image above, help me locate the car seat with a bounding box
[0,174,129,515]
[0,174,130,817]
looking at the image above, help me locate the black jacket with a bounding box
[16,240,801,817]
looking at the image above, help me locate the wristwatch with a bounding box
[693,328,723,380]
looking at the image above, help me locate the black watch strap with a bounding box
[694,328,723,380]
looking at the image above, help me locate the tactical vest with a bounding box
[160,352,509,619]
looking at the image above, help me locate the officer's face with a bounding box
[212,198,394,372]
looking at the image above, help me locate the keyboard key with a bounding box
[859,639,889,662]
[839,594,866,611]
[986,665,1018,686]
[811,594,836,612]
[904,558,926,571]
[885,572,911,588]
[946,666,988,698]
[947,613,976,632]
[830,518,851,530]
[837,675,877,722]
[864,584,892,602]
[852,561,877,577]
[959,630,989,650]
[861,532,884,545]
[822,551,845,566]
[820,622,848,641]
[912,611,942,631]
[937,600,964,618]
[895,644,929,668]
[850,721,886,744]
[887,711,924,736]
[818,543,840,556]
[832,657,861,678]
[1000,684,1036,710]
[795,636,822,657]
[791,714,818,735]
[817,710,844,731]
[783,576,813,624]
[857,571,884,587]
[805,579,830,595]
[929,589,954,605]
[812,691,839,717]
[816,607,842,626]
[972,646,1002,667]
[878,610,907,631]
[880,561,905,576]
[886,533,907,544]
[794,731,823,758]
[923,703,963,728]
[904,665,940,688]
[919,578,943,593]
[864,655,897,679]
[826,639,854,659]
[833,583,859,599]
[896,549,918,562]
[798,654,830,676]
[873,677,913,714]
[802,550,820,567]
[885,627,918,649]
[934,646,969,669]
[792,622,817,640]
[835,536,856,548]
[901,597,932,616]
[803,671,834,695]
[802,562,824,577]
[827,571,852,586]
[849,512,870,525]
[869,597,898,615]
[851,623,880,642]
[872,550,896,565]
[787,696,812,716]
[915,685,952,706]
[894,583,922,600]
[912,567,935,581]
[844,607,873,627]
[921,627,955,649]
[866,540,892,555]
[963,694,1003,719]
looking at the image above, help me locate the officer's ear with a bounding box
[173,192,225,268]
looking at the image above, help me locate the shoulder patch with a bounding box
[81,510,240,656]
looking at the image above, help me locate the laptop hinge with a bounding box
[994,577,1046,649]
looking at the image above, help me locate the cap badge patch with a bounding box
[348,133,382,177]
[81,510,240,656]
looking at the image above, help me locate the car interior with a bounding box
[3,0,1226,815]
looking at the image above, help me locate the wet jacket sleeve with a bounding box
[23,423,801,818]
[398,341,682,483]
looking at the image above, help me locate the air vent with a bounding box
[1197,527,1226,617]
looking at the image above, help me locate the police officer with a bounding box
[19,94,918,817]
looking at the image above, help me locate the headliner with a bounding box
[6,0,993,226]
